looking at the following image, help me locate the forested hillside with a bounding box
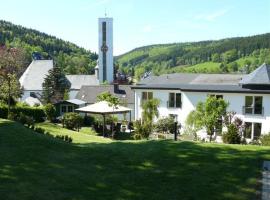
[116,33,270,79]
[0,20,97,75]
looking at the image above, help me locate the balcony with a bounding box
[242,106,264,116]
[167,101,182,109]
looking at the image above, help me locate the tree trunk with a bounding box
[7,76,11,117]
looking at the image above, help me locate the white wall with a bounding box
[134,89,270,136]
[20,90,79,102]
[20,90,42,102]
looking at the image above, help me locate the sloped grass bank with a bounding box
[1,119,270,200]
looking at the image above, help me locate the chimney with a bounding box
[113,83,119,93]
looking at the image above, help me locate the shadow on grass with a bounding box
[1,119,270,200]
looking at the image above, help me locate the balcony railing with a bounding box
[167,101,182,108]
[242,106,264,116]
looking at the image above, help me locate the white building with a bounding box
[19,60,98,104]
[97,17,114,84]
[19,17,134,109]
[132,64,270,142]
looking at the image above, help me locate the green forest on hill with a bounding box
[1,20,270,78]
[116,33,270,79]
[0,20,97,75]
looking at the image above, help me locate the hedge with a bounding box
[0,104,45,122]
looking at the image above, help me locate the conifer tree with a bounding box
[42,66,71,104]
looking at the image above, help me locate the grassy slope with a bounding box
[170,62,221,73]
[36,122,112,144]
[1,119,270,200]
[165,54,258,74]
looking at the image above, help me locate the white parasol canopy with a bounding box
[76,101,132,137]
[76,101,131,114]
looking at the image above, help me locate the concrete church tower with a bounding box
[98,17,114,84]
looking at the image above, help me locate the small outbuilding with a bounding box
[54,99,86,117]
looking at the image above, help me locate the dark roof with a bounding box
[239,63,270,85]
[66,75,99,90]
[138,73,243,85]
[131,84,270,94]
[54,99,86,105]
[132,65,270,94]
[76,85,134,104]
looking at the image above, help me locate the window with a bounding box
[245,96,253,114]
[142,92,153,101]
[253,123,262,139]
[244,122,252,139]
[244,122,261,139]
[168,93,182,108]
[254,97,263,114]
[61,106,67,113]
[30,92,37,98]
[68,106,73,112]
[209,94,223,99]
[244,96,263,115]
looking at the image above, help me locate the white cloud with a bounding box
[194,9,229,21]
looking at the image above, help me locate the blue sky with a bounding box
[0,0,269,55]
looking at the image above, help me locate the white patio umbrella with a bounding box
[75,101,132,137]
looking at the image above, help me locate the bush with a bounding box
[0,104,8,118]
[155,117,175,134]
[35,127,46,134]
[222,124,241,144]
[12,105,45,122]
[0,104,45,122]
[84,115,95,126]
[55,135,73,143]
[249,140,261,145]
[133,120,151,139]
[260,134,270,146]
[63,113,83,130]
[18,113,27,124]
[7,112,17,121]
[44,104,56,122]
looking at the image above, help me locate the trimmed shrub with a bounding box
[63,113,83,130]
[260,134,270,146]
[155,117,175,134]
[0,104,8,118]
[44,104,56,122]
[222,124,241,144]
[0,104,45,122]
[13,105,45,122]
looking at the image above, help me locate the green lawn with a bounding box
[36,122,112,144]
[169,62,221,74]
[1,119,270,200]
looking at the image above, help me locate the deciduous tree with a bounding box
[186,96,228,142]
[0,46,26,114]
